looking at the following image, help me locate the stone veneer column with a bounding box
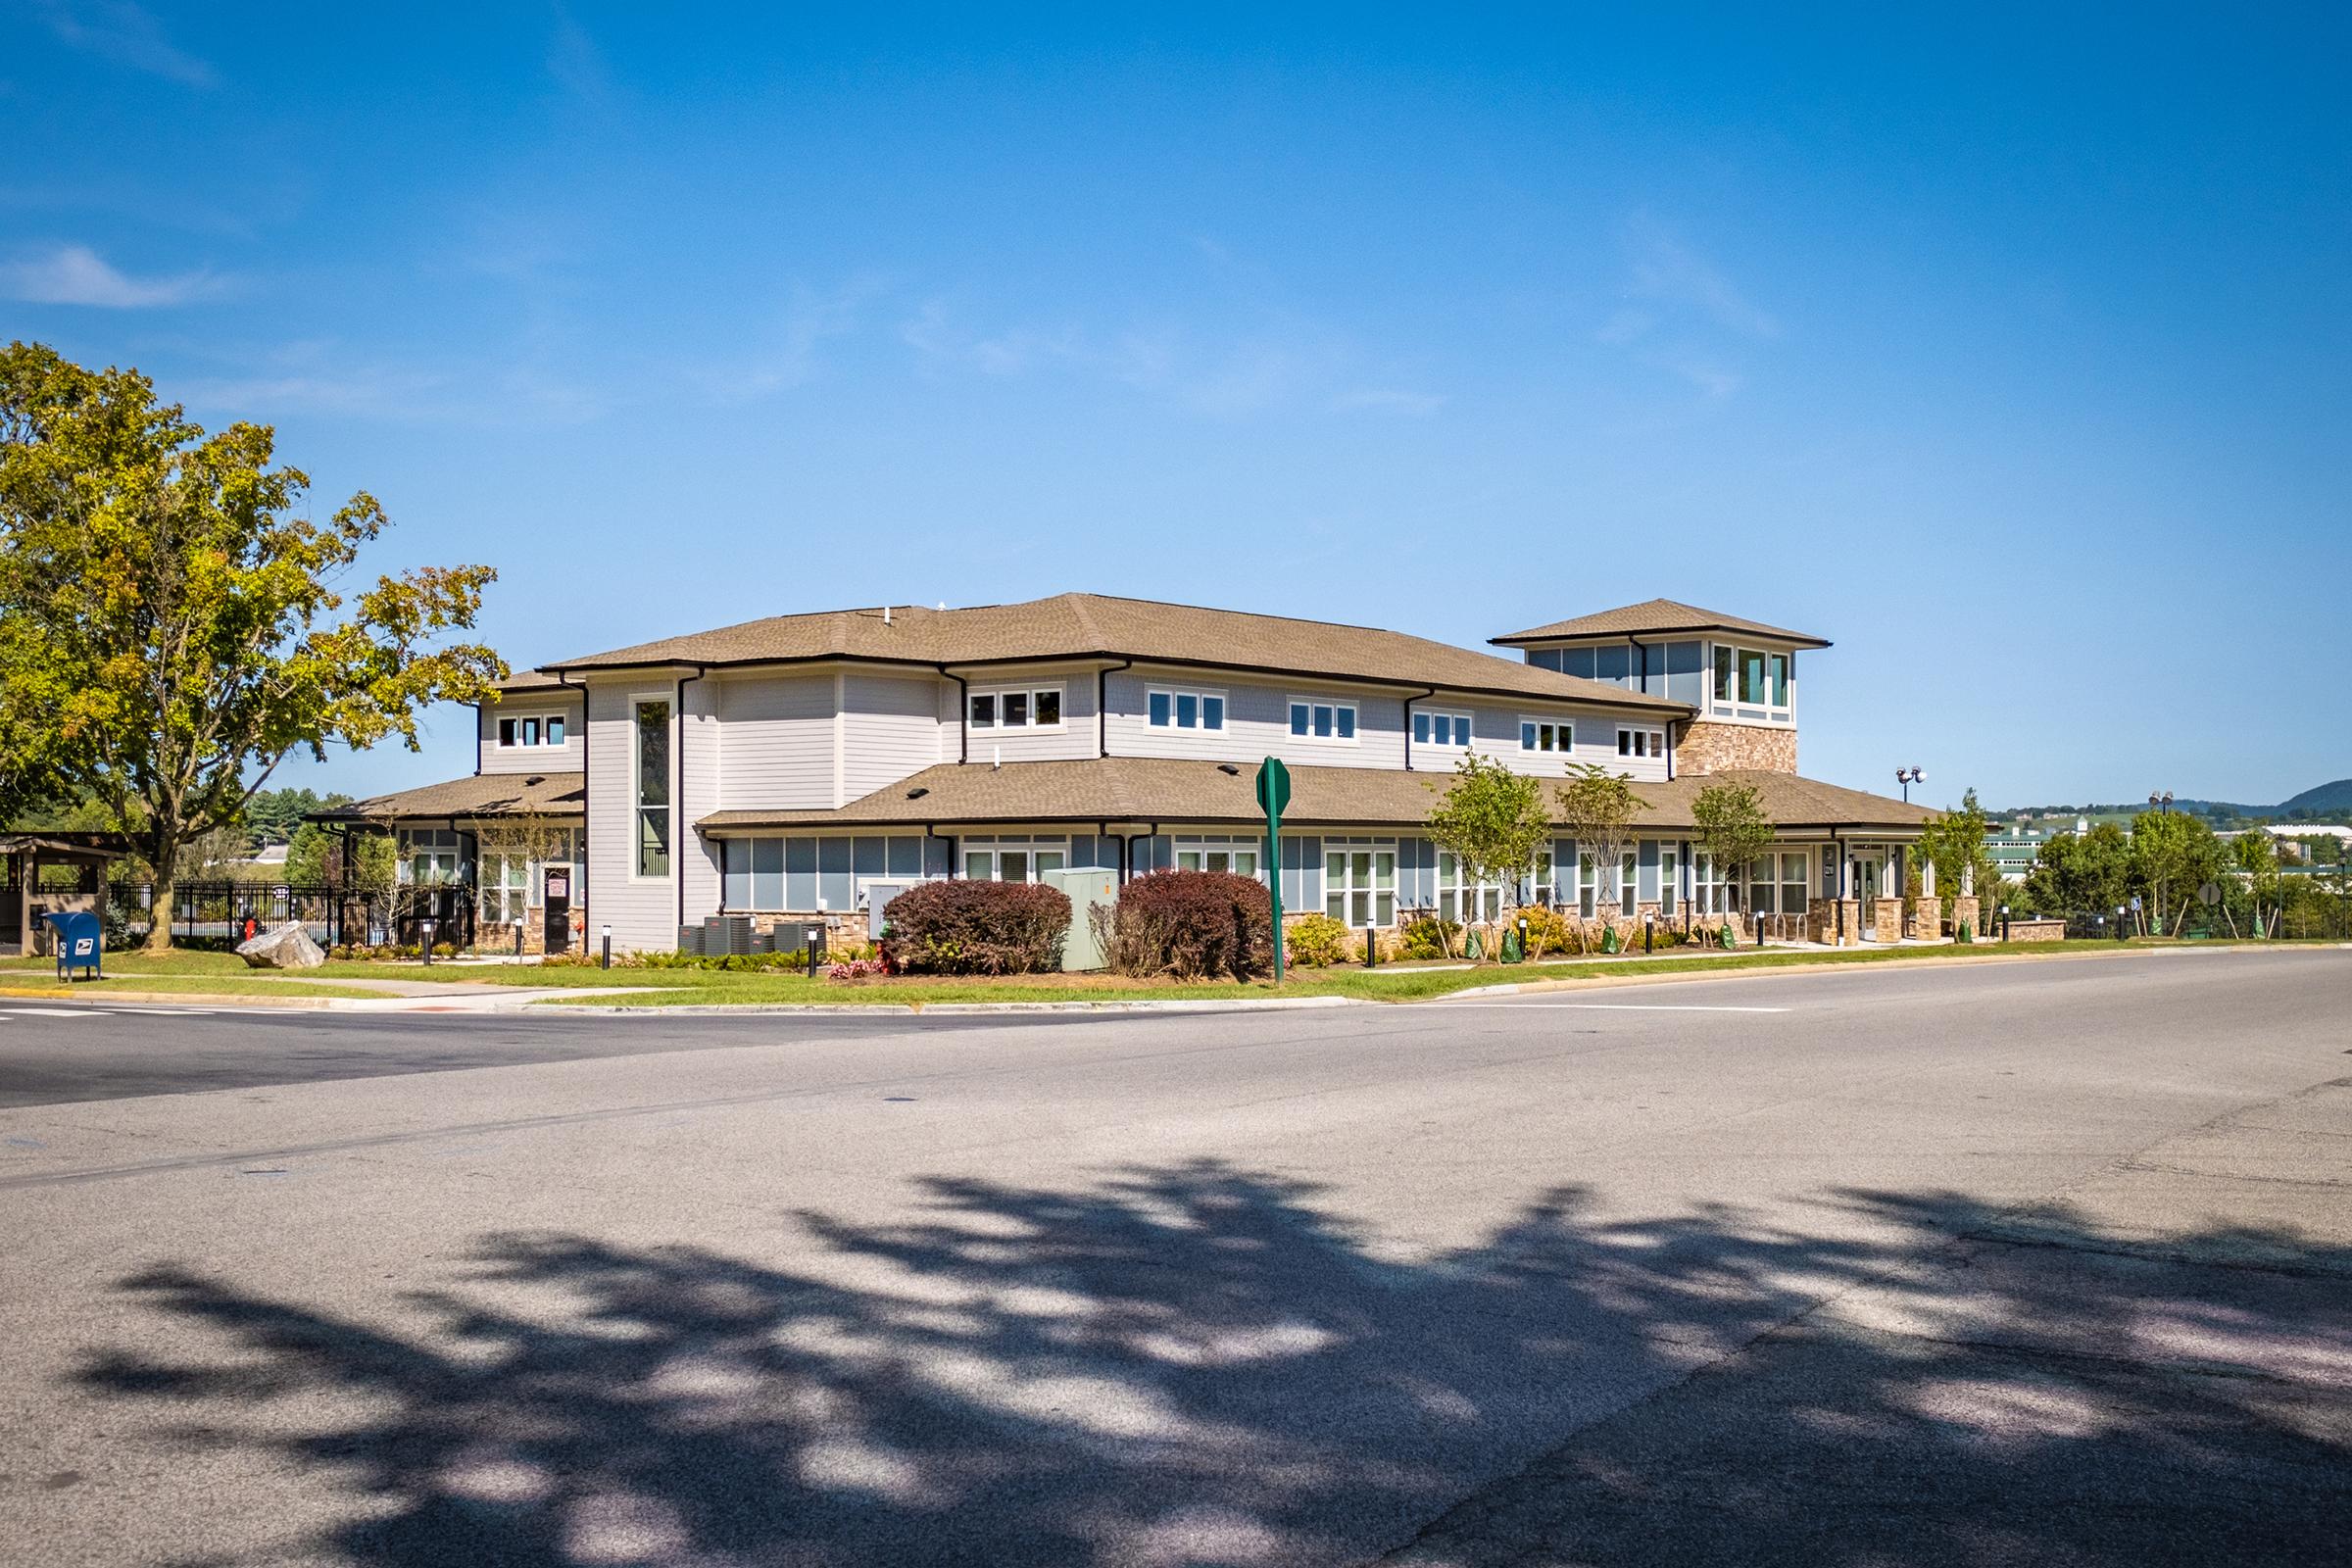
[1950,896,1982,941]
[1807,898,1862,947]
[1673,720,1798,775]
[1909,895,1943,941]
[1870,899,1904,944]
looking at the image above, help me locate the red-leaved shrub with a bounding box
[1103,869,1273,980]
[879,879,1071,975]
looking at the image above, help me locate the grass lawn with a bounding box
[1,936,2313,1008]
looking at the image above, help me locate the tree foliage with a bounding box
[2128,809,2228,935]
[0,343,503,947]
[1690,781,1775,906]
[1424,753,1554,957]
[1554,763,1648,914]
[1916,787,2003,902]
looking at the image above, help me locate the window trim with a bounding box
[628,690,673,884]
[1412,709,1473,749]
[495,710,569,750]
[1145,684,1228,733]
[1288,696,1359,744]
[1518,716,1573,755]
[1615,725,1667,760]
[968,682,1066,732]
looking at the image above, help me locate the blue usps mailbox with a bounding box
[43,910,102,982]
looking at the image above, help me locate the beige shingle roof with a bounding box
[545,593,1687,714]
[697,760,1932,834]
[311,771,585,824]
[1492,598,1831,649]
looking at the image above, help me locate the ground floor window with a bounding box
[1175,835,1260,877]
[962,835,1066,884]
[722,833,932,910]
[478,854,529,926]
[1694,853,1732,915]
[400,829,464,887]
[1324,839,1396,926]
[1659,848,1679,916]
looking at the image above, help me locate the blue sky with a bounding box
[6,4,2347,809]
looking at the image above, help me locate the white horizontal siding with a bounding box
[715,673,835,810]
[950,662,1101,764]
[585,680,678,954]
[680,677,722,926]
[478,695,584,776]
[1459,704,1671,782]
[843,672,947,798]
[1103,670,1410,769]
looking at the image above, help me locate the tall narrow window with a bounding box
[634,699,671,879]
[1659,849,1679,915]
[1740,649,1767,705]
[546,715,565,745]
[1713,646,1735,703]
[1770,653,1790,708]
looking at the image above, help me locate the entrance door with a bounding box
[543,867,572,955]
[1854,850,1886,938]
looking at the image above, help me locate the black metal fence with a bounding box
[107,882,477,951]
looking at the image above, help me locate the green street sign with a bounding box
[1255,757,1291,983]
[1254,756,1292,817]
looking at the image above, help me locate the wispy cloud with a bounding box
[695,278,887,402]
[1615,213,1779,340]
[0,242,214,307]
[176,339,608,426]
[33,0,216,87]
[546,13,615,105]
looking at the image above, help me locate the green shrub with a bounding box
[1283,912,1353,967]
[881,880,1071,975]
[1518,906,1576,959]
[1397,916,1461,960]
[1106,869,1273,979]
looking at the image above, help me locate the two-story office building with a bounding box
[321,593,1937,953]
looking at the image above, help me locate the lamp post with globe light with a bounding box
[1895,765,1924,803]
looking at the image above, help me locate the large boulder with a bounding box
[236,920,326,970]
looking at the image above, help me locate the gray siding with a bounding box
[585,680,679,954]
[843,672,946,798]
[950,662,1101,765]
[680,677,722,926]
[477,692,584,776]
[715,673,835,809]
[1102,670,1410,769]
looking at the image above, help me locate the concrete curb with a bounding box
[542,995,1365,1016]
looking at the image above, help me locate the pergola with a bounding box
[0,834,129,957]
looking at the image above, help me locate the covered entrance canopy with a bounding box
[1,833,131,957]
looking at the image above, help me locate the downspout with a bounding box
[1098,660,1131,758]
[556,670,588,930]
[675,665,708,942]
[1400,686,1437,770]
[940,664,970,763]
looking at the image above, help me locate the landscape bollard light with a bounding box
[1365,922,1377,967]
[512,916,524,956]
[1643,914,1654,955]
[2000,904,2011,942]
[2116,905,2128,942]
[601,923,612,969]
[419,919,434,965]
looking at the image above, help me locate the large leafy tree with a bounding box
[0,343,503,948]
[1916,787,2003,904]
[2020,821,2132,917]
[2128,808,2227,935]
[1423,753,1554,959]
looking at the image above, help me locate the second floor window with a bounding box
[1290,700,1355,740]
[1147,688,1226,731]
[1413,710,1471,747]
[969,686,1062,730]
[497,714,565,748]
[1617,727,1666,759]
[1520,720,1571,754]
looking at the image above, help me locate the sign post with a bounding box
[1254,757,1292,984]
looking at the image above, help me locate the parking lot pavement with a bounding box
[0,948,2346,1566]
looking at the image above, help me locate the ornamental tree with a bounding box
[1689,780,1775,912]
[1554,762,1648,920]
[0,342,504,948]
[1423,753,1554,959]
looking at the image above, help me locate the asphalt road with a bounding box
[1,949,2346,1567]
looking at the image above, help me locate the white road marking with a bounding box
[1437,1002,1791,1013]
[0,1006,100,1018]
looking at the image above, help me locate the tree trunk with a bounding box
[142,830,179,953]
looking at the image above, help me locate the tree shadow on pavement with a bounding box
[71,1167,2352,1567]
